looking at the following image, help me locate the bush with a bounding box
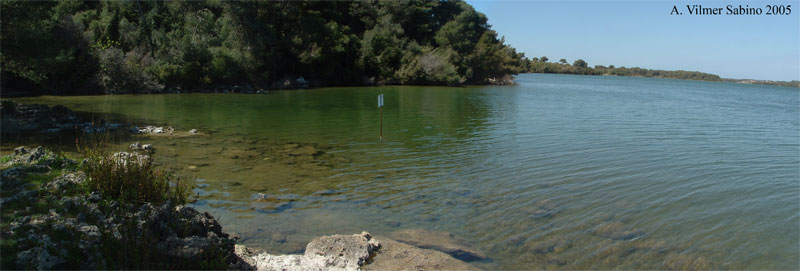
[96,47,163,93]
[82,149,188,205]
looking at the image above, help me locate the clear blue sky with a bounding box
[467,0,800,81]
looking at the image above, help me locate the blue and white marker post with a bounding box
[378,94,384,140]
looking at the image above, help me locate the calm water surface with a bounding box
[9,74,799,269]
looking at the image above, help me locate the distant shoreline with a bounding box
[522,72,800,88]
[520,59,799,88]
[1,72,796,98]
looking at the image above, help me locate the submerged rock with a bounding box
[0,102,83,133]
[522,199,561,219]
[591,222,644,240]
[282,144,323,157]
[389,229,487,262]
[524,236,572,255]
[134,125,174,134]
[663,252,714,270]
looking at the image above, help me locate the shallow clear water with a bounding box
[9,74,799,269]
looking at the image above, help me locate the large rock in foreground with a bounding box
[235,232,380,271]
[365,238,479,270]
[234,232,480,271]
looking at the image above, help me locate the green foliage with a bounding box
[1,0,99,94]
[81,148,188,205]
[2,0,524,93]
[24,170,66,187]
[96,47,163,93]
[526,57,724,81]
[396,47,464,85]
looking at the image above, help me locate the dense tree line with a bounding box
[525,57,722,81]
[1,0,526,95]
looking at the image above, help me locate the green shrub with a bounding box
[82,148,188,205]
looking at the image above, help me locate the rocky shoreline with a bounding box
[1,146,482,270]
[0,101,483,270]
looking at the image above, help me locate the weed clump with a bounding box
[81,148,188,205]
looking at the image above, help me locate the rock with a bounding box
[15,245,66,270]
[522,199,560,219]
[235,232,380,271]
[281,143,323,158]
[524,236,571,255]
[15,234,66,270]
[305,231,381,269]
[0,189,37,208]
[129,142,154,152]
[389,229,487,262]
[2,146,245,270]
[87,191,102,203]
[12,146,49,164]
[1,102,86,134]
[230,245,258,270]
[271,76,311,89]
[663,253,714,270]
[43,172,87,193]
[591,222,644,240]
[79,225,101,238]
[366,238,478,270]
[134,125,174,134]
[222,149,260,160]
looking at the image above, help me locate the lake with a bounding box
[8,73,799,269]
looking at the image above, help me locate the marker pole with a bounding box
[378,94,384,140]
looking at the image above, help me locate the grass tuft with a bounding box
[80,144,189,206]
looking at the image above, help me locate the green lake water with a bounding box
[7,74,799,269]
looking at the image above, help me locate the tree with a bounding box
[1,0,528,94]
[573,59,587,68]
[558,58,567,64]
[540,56,548,62]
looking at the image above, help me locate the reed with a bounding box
[80,142,188,205]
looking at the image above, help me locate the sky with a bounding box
[467,0,800,81]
